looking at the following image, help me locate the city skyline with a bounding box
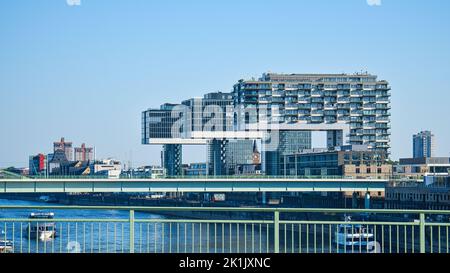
[1,0,450,168]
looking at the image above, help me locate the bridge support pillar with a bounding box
[364,192,371,209]
[261,192,267,205]
[352,192,358,209]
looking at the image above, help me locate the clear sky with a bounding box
[1,0,450,168]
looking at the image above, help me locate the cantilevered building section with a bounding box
[233,73,391,153]
[182,92,234,134]
[141,103,186,144]
[142,103,187,176]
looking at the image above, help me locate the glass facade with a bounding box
[184,163,207,176]
[141,104,185,143]
[182,92,233,133]
[264,131,312,176]
[224,139,254,174]
[207,139,254,176]
[282,149,388,176]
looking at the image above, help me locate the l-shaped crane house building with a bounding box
[142,73,391,177]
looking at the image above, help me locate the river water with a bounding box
[1,198,442,253]
[0,199,274,253]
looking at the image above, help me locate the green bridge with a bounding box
[0,206,449,254]
[0,177,387,193]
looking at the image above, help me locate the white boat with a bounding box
[0,240,13,253]
[26,212,57,241]
[335,217,377,253]
[39,195,58,203]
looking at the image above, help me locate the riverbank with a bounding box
[1,192,433,225]
[0,193,356,222]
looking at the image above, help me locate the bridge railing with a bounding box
[1,206,449,254]
[2,174,393,180]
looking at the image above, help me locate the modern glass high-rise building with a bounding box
[413,131,435,158]
[233,73,391,154]
[142,72,391,176]
[263,131,312,176]
[207,139,254,176]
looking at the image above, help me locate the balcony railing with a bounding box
[0,206,449,254]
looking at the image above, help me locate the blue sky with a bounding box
[1,0,450,168]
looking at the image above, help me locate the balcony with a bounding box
[337,104,350,111]
[350,92,363,97]
[376,97,390,103]
[349,137,363,142]
[363,123,376,128]
[272,91,285,97]
[310,117,324,123]
[363,91,377,97]
[350,110,363,116]
[311,110,324,116]
[376,105,391,110]
[311,97,324,103]
[244,92,259,97]
[363,110,376,116]
[376,117,390,123]
[324,104,336,110]
[298,104,312,110]
[285,91,298,97]
[362,104,377,110]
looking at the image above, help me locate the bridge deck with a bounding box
[0,178,386,193]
